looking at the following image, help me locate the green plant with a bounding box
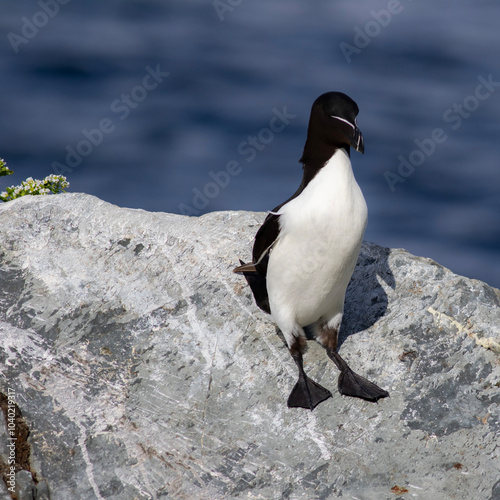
[0,158,69,202]
[0,158,13,177]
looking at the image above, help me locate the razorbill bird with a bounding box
[233,91,389,410]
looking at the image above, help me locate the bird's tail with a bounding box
[233,261,257,273]
[233,260,270,314]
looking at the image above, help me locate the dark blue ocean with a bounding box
[1,0,499,287]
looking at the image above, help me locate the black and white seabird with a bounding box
[234,91,389,410]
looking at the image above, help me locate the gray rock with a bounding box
[15,470,34,500]
[0,192,499,500]
[0,473,11,500]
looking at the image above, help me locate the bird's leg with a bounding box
[287,335,332,410]
[320,326,389,402]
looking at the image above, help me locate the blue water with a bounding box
[1,0,499,287]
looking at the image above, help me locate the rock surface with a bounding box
[0,192,499,500]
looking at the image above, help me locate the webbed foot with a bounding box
[328,349,389,402]
[287,375,332,410]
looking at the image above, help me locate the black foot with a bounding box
[287,376,332,410]
[328,349,389,402]
[337,367,389,402]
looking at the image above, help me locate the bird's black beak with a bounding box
[330,116,365,154]
[352,125,364,154]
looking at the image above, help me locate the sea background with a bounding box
[1,0,499,287]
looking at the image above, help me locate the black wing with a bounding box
[232,213,280,315]
[232,213,281,315]
[233,164,312,314]
[252,212,281,276]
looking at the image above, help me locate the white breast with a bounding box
[266,148,367,328]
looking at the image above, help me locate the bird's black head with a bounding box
[303,92,364,160]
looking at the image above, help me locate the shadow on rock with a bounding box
[339,242,395,348]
